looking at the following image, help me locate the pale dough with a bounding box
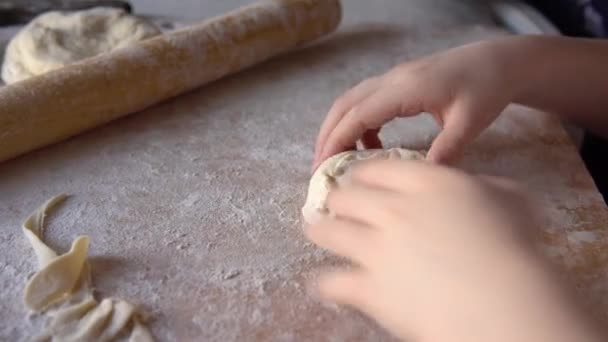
[2,7,160,84]
[21,195,154,341]
[302,148,425,224]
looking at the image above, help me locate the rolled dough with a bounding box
[302,148,426,224]
[2,7,160,84]
[21,195,154,341]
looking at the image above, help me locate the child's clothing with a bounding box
[527,0,607,37]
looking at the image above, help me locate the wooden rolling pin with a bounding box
[0,0,342,163]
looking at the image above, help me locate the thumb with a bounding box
[426,123,472,165]
[426,127,466,165]
[426,102,486,165]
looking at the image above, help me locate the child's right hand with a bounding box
[313,38,516,169]
[313,35,608,170]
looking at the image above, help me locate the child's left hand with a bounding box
[305,160,604,342]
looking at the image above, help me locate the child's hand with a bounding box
[313,35,608,170]
[305,160,604,342]
[313,39,514,168]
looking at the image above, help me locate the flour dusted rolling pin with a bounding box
[0,0,342,163]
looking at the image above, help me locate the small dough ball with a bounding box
[302,148,425,224]
[2,7,160,84]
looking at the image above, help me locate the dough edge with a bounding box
[302,148,426,224]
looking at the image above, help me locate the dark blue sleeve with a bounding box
[526,0,607,37]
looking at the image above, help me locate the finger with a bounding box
[318,85,423,165]
[305,218,377,264]
[426,101,494,165]
[313,144,356,174]
[315,269,371,310]
[326,184,403,228]
[360,129,383,150]
[314,77,382,165]
[349,159,446,194]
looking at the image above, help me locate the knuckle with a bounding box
[351,114,368,132]
[332,95,350,111]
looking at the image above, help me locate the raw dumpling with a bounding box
[302,148,425,224]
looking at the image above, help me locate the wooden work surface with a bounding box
[1,1,607,341]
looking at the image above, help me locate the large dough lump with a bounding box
[302,148,425,224]
[2,7,160,84]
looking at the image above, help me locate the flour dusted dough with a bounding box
[21,195,154,341]
[2,7,160,84]
[302,148,425,224]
